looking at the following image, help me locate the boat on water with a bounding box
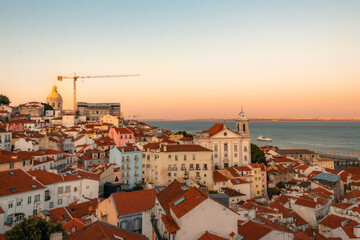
[257,135,272,141]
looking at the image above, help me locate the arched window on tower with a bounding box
[243,123,246,132]
[58,102,60,108]
[52,102,55,107]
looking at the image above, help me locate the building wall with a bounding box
[0,131,12,151]
[195,129,251,168]
[173,198,238,240]
[142,149,214,189]
[0,159,32,171]
[109,148,142,188]
[100,114,119,127]
[97,196,120,226]
[0,189,45,233]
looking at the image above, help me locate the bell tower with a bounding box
[236,106,250,138]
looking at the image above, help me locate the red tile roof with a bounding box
[65,221,148,240]
[28,170,81,185]
[213,171,228,182]
[169,187,208,219]
[197,231,228,240]
[156,180,185,213]
[161,144,211,152]
[237,220,280,240]
[0,169,45,197]
[161,213,180,234]
[111,189,156,216]
[319,214,358,229]
[114,127,133,135]
[63,218,86,234]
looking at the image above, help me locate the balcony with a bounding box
[168,167,172,171]
[189,167,194,171]
[196,168,201,170]
[195,175,201,179]
[173,167,177,171]
[181,167,186,171]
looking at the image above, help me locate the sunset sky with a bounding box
[0,0,359,119]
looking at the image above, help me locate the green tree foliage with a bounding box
[176,131,192,138]
[5,217,64,240]
[251,143,266,165]
[132,182,143,191]
[0,94,10,105]
[268,187,281,200]
[276,181,286,189]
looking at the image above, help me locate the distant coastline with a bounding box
[142,118,360,122]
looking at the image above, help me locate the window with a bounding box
[244,146,248,152]
[214,146,218,152]
[184,155,187,161]
[74,187,77,192]
[203,164,208,170]
[243,123,246,132]
[234,145,238,151]
[34,194,40,202]
[120,220,128,229]
[196,164,200,170]
[86,185,89,189]
[192,154,195,160]
[190,164,194,170]
[214,154,218,158]
[168,154,171,159]
[224,143,228,151]
[58,199,62,205]
[9,162,14,169]
[8,202,13,208]
[234,153,238,157]
[58,187,63,194]
[49,202,53,208]
[175,155,178,161]
[65,186,71,193]
[28,196,31,204]
[23,161,26,167]
[244,156,248,161]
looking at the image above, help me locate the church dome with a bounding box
[47,85,62,100]
[46,85,63,110]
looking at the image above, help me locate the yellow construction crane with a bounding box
[57,73,140,111]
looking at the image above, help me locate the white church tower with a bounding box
[236,106,250,138]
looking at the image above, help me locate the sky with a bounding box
[0,0,359,120]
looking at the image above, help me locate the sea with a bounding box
[145,120,360,153]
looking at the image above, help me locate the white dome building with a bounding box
[46,85,63,110]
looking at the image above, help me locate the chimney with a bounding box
[354,226,360,237]
[163,145,167,152]
[11,155,17,159]
[6,124,9,132]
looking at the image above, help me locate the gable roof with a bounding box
[169,187,208,219]
[238,220,281,240]
[65,221,148,240]
[111,189,156,216]
[202,123,239,137]
[213,171,228,182]
[156,180,185,214]
[197,231,228,240]
[28,170,81,185]
[0,169,45,197]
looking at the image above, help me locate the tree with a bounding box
[132,182,143,191]
[276,181,286,189]
[0,94,10,105]
[268,187,280,200]
[5,217,64,240]
[176,131,192,138]
[251,143,266,165]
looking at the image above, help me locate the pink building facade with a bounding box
[108,127,134,147]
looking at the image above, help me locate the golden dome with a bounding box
[47,84,62,100]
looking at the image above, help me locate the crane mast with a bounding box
[57,73,140,111]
